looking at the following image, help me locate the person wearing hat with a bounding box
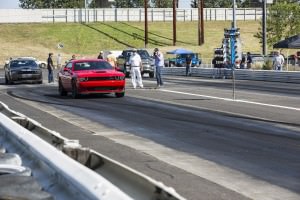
[153,47,164,88]
[97,51,104,59]
[129,48,143,89]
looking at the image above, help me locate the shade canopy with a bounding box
[167,48,194,55]
[273,35,300,49]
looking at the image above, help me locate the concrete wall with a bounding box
[0,8,262,24]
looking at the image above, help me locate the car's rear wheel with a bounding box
[59,80,67,96]
[71,81,79,99]
[115,91,125,98]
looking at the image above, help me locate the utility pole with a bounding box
[145,0,148,48]
[262,0,267,56]
[173,0,177,46]
[198,0,204,45]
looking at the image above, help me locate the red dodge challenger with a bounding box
[58,59,126,98]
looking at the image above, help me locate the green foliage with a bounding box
[19,0,84,8]
[113,0,144,8]
[151,0,173,8]
[262,60,273,70]
[254,2,300,48]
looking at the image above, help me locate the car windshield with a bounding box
[74,61,113,71]
[10,60,37,68]
[123,50,150,59]
[137,50,150,59]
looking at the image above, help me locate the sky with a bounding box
[0,0,20,9]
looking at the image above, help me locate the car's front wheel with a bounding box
[115,91,125,98]
[59,80,67,96]
[71,81,79,99]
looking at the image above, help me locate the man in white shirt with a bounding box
[129,49,143,89]
[273,51,285,71]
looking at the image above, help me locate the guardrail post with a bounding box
[115,8,117,22]
[103,9,105,22]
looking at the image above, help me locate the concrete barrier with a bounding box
[0,101,186,200]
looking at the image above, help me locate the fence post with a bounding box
[139,9,141,22]
[244,8,246,21]
[127,9,129,22]
[191,9,192,21]
[184,9,186,21]
[225,9,227,21]
[215,9,217,21]
[163,9,166,22]
[210,9,211,21]
[255,8,257,21]
[151,9,153,22]
[103,9,105,22]
[115,8,117,22]
[52,9,55,23]
[65,9,67,23]
[88,9,89,23]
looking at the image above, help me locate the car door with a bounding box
[60,62,73,91]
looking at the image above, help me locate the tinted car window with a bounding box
[10,60,38,68]
[137,50,150,59]
[74,61,113,71]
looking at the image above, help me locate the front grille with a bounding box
[18,70,40,74]
[87,77,116,81]
[88,86,122,91]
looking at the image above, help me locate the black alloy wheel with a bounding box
[71,81,79,99]
[58,80,67,96]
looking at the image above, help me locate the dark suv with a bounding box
[117,49,155,78]
[4,58,43,84]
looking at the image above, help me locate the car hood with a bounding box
[75,70,124,77]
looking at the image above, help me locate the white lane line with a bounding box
[160,89,300,111]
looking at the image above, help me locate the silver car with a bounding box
[4,58,43,84]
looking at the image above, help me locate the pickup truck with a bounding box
[117,49,155,78]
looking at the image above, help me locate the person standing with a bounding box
[97,51,104,59]
[246,52,253,69]
[129,49,143,89]
[185,54,192,76]
[153,48,164,88]
[273,51,285,71]
[47,53,54,83]
[107,51,117,69]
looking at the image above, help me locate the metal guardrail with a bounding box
[0,102,186,200]
[162,67,300,83]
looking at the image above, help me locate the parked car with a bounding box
[57,59,125,98]
[166,53,201,67]
[4,57,43,84]
[117,49,155,78]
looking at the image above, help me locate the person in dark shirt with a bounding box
[246,52,253,69]
[185,54,192,76]
[97,51,104,59]
[47,53,54,83]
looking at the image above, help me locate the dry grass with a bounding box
[0,21,263,65]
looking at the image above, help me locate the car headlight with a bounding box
[79,77,88,82]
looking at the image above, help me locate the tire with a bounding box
[115,91,125,98]
[71,81,79,99]
[58,80,67,96]
[149,72,154,78]
[4,75,8,85]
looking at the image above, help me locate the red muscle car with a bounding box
[58,59,125,98]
